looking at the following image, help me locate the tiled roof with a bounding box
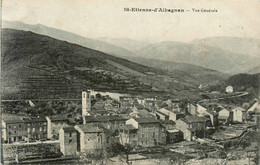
[156,111,169,117]
[2,114,28,124]
[180,115,209,124]
[49,116,68,122]
[85,115,131,123]
[77,124,103,133]
[134,117,159,124]
[63,127,77,132]
[232,107,246,112]
[167,129,180,133]
[21,116,47,122]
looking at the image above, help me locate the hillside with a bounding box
[227,73,260,91]
[96,37,150,53]
[1,29,158,99]
[123,57,228,84]
[4,21,259,75]
[137,41,260,74]
[192,37,260,58]
[2,20,137,58]
[2,29,218,100]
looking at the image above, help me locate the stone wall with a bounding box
[3,142,60,161]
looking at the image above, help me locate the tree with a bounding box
[124,143,133,164]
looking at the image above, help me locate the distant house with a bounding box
[156,108,184,121]
[156,111,169,121]
[232,107,247,122]
[84,115,130,133]
[204,110,218,127]
[122,117,166,147]
[175,115,210,141]
[92,98,120,111]
[225,86,233,93]
[187,103,197,115]
[120,96,135,109]
[196,104,208,116]
[247,100,258,113]
[218,108,233,124]
[59,127,78,156]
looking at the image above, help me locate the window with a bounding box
[141,134,144,138]
[9,132,11,136]
[19,125,22,129]
[32,128,35,132]
[153,133,155,137]
[69,139,72,143]
[28,123,30,126]
[14,131,17,134]
[44,122,47,126]
[8,125,11,129]
[69,133,72,137]
[39,127,42,132]
[14,125,17,129]
[27,128,31,133]
[43,126,46,131]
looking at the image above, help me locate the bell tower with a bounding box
[82,90,91,124]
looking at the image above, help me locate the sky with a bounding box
[2,0,260,43]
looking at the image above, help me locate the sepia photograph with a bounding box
[1,0,260,164]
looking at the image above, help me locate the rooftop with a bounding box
[134,117,159,124]
[85,115,131,123]
[167,129,180,133]
[77,124,103,133]
[49,116,68,122]
[63,126,77,132]
[180,115,209,124]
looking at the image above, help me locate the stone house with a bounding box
[232,107,247,122]
[2,117,25,143]
[23,117,48,141]
[187,103,197,115]
[166,129,183,144]
[46,116,71,139]
[175,115,210,141]
[123,117,166,147]
[218,108,233,124]
[59,127,78,156]
[156,108,184,121]
[74,124,106,153]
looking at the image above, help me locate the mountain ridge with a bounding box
[2,29,226,100]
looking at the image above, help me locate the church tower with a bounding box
[82,91,91,125]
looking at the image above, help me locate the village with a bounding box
[1,87,260,165]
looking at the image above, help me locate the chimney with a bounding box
[82,90,91,125]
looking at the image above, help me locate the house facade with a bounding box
[232,107,247,122]
[2,116,47,143]
[59,127,78,156]
[175,116,210,141]
[46,116,70,139]
[218,108,233,124]
[123,117,166,147]
[74,124,106,153]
